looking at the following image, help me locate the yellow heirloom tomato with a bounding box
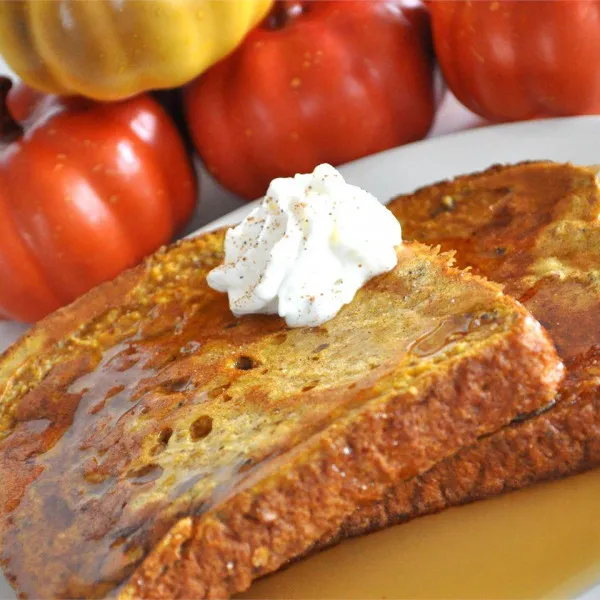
[0,0,273,100]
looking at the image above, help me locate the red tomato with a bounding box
[184,0,435,200]
[430,0,600,122]
[0,79,197,322]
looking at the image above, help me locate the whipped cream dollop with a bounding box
[207,164,402,328]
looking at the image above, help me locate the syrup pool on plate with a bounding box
[240,468,600,599]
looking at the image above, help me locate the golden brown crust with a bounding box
[314,161,600,552]
[322,347,600,546]
[0,223,561,598]
[122,312,558,600]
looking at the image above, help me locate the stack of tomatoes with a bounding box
[1,0,598,322]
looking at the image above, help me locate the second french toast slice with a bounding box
[318,161,600,548]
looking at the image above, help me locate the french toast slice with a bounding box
[0,231,561,599]
[319,161,600,547]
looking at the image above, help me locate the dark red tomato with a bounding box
[185,1,435,199]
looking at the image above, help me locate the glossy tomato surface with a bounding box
[430,0,600,121]
[0,80,196,322]
[185,1,435,199]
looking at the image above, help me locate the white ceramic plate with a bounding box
[2,116,600,599]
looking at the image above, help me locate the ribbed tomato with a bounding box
[0,79,197,322]
[430,0,600,121]
[184,0,435,200]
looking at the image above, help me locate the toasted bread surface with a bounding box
[0,229,561,599]
[320,161,600,547]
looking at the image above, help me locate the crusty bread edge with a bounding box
[394,160,598,205]
[322,387,599,551]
